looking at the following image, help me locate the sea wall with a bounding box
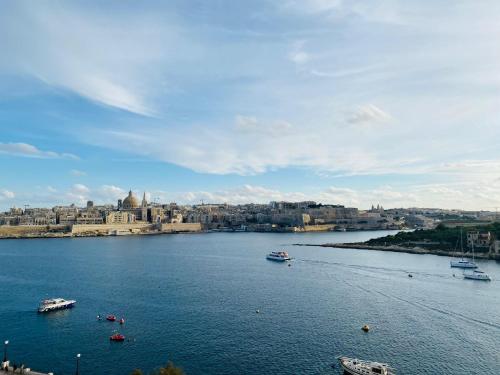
[0,224,70,238]
[71,223,153,235]
[302,224,336,232]
[160,223,202,233]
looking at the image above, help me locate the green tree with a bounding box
[152,361,185,375]
[130,370,143,375]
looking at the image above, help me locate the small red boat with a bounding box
[119,318,125,324]
[110,333,125,341]
[106,315,116,322]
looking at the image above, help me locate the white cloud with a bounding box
[289,40,310,65]
[70,169,87,176]
[72,184,90,194]
[0,190,15,200]
[235,115,292,135]
[347,104,392,125]
[96,185,126,202]
[284,0,343,14]
[0,142,79,159]
[290,51,310,65]
[0,2,170,116]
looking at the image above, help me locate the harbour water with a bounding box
[0,231,499,374]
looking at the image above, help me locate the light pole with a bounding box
[3,340,8,362]
[75,353,81,375]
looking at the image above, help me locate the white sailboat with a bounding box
[463,243,491,281]
[450,229,477,269]
[463,269,491,281]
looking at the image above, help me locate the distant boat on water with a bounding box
[463,269,491,281]
[450,259,477,268]
[450,228,477,269]
[38,298,76,313]
[266,251,291,262]
[338,356,395,375]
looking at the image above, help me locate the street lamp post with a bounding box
[3,340,8,362]
[75,353,81,375]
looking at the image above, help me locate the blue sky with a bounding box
[1,0,500,210]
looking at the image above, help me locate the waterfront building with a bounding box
[466,231,491,250]
[76,211,104,225]
[106,211,136,224]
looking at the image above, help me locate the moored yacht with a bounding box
[339,357,395,375]
[38,298,76,313]
[266,251,291,262]
[450,259,477,269]
[464,269,491,281]
[450,228,477,269]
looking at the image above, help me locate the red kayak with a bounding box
[106,315,116,322]
[110,333,125,341]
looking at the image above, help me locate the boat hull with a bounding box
[464,275,491,281]
[266,256,289,262]
[450,261,477,269]
[38,301,75,313]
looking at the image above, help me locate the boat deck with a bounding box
[1,367,51,374]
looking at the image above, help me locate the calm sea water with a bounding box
[0,231,499,375]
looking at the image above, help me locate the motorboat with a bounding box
[106,315,117,322]
[38,298,76,313]
[266,251,291,262]
[464,269,491,281]
[339,357,395,375]
[119,318,125,324]
[110,333,125,341]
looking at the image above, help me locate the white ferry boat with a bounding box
[266,251,291,262]
[463,269,491,281]
[38,298,76,313]
[339,357,395,375]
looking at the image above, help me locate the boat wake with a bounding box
[343,280,500,331]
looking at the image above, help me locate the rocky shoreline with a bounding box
[294,242,500,260]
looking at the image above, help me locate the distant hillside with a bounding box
[366,222,500,252]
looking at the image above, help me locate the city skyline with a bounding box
[1,1,500,210]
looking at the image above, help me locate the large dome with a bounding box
[122,190,140,209]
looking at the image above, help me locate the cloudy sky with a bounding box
[1,0,500,210]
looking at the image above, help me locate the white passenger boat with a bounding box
[463,269,491,281]
[339,357,395,375]
[266,251,291,262]
[38,298,76,313]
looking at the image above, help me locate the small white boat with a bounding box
[339,357,395,375]
[38,298,76,313]
[464,269,491,281]
[266,251,291,262]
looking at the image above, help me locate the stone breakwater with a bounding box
[294,242,500,260]
[0,223,202,239]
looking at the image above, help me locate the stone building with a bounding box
[106,211,135,224]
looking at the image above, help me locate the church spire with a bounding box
[142,192,148,207]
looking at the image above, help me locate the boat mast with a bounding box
[460,227,463,260]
